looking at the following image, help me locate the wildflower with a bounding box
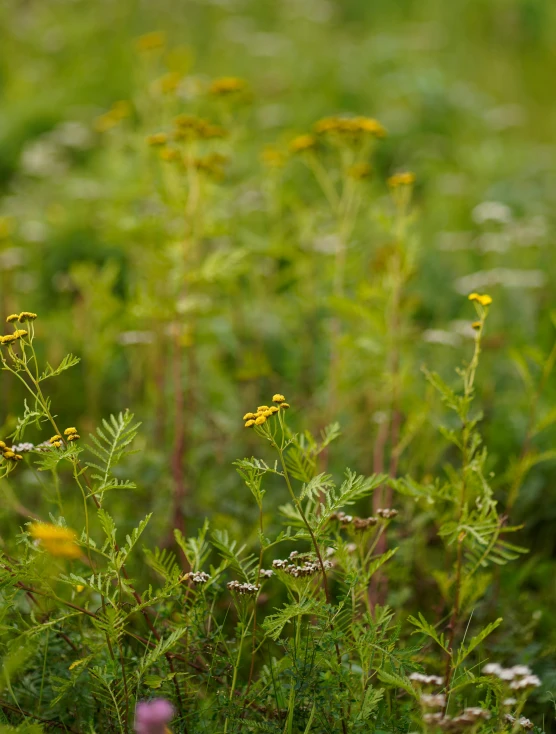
[254,415,266,425]
[518,718,534,730]
[146,133,168,146]
[1,334,18,344]
[257,406,269,412]
[3,450,16,459]
[76,585,85,592]
[280,403,290,410]
[6,314,19,323]
[243,413,257,420]
[184,571,210,585]
[468,292,493,306]
[134,699,174,734]
[49,435,62,443]
[260,569,273,578]
[30,523,80,559]
[268,406,280,414]
[482,663,503,676]
[0,441,5,448]
[18,312,37,322]
[314,116,386,140]
[289,134,317,153]
[409,672,444,686]
[471,320,481,330]
[260,146,285,169]
[51,441,62,448]
[135,31,166,53]
[67,434,80,442]
[272,394,286,403]
[510,674,541,690]
[245,420,256,428]
[376,508,398,519]
[227,580,260,596]
[502,698,517,706]
[64,427,78,436]
[208,77,247,95]
[13,330,27,338]
[347,162,372,180]
[387,171,415,188]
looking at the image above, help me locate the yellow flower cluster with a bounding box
[289,134,317,154]
[387,171,415,188]
[314,116,386,139]
[64,427,81,442]
[30,523,80,559]
[173,114,227,141]
[468,293,493,306]
[208,76,248,96]
[243,394,289,427]
[0,440,23,462]
[94,100,132,133]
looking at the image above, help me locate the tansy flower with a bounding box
[468,293,493,306]
[257,406,269,412]
[6,314,19,323]
[472,321,481,330]
[3,450,16,459]
[67,434,80,442]
[280,403,290,409]
[49,435,62,443]
[1,334,17,344]
[18,312,37,322]
[30,523,80,559]
[0,441,5,448]
[244,419,256,428]
[289,135,317,153]
[208,77,247,95]
[388,171,415,188]
[146,133,168,146]
[272,394,286,403]
[254,415,266,425]
[269,406,280,414]
[64,427,78,435]
[13,330,27,339]
[243,413,257,421]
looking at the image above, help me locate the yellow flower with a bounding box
[76,584,85,592]
[52,441,62,448]
[208,77,247,95]
[49,435,62,443]
[18,312,37,322]
[0,441,5,448]
[272,394,286,403]
[472,321,481,330]
[269,406,280,414]
[244,419,256,427]
[289,134,317,153]
[67,434,80,442]
[280,403,290,410]
[387,171,415,188]
[135,31,166,52]
[254,415,267,425]
[3,450,15,459]
[468,293,492,306]
[64,427,78,436]
[1,334,17,345]
[257,406,269,412]
[30,523,80,559]
[15,454,23,461]
[146,133,168,146]
[243,413,257,420]
[6,314,19,323]
[13,329,28,339]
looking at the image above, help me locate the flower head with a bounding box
[387,171,415,188]
[254,415,266,425]
[134,699,174,734]
[13,330,28,339]
[6,314,19,323]
[18,312,37,322]
[30,523,80,559]
[64,427,78,436]
[1,334,18,345]
[289,134,317,153]
[468,293,493,306]
[272,394,286,403]
[244,420,255,428]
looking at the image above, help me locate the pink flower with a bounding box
[134,699,174,734]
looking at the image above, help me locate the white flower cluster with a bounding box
[409,672,444,686]
[505,715,533,730]
[333,512,378,530]
[10,441,50,453]
[227,580,260,596]
[376,508,398,519]
[272,552,332,578]
[483,663,540,689]
[424,708,490,730]
[259,569,273,578]
[185,571,210,585]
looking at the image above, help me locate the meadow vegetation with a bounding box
[1,1,556,732]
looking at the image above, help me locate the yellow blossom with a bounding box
[67,434,80,442]
[208,77,247,95]
[6,314,19,323]
[254,415,267,425]
[269,406,280,414]
[289,134,317,153]
[76,585,85,592]
[3,450,15,459]
[13,330,28,339]
[49,435,62,443]
[244,420,256,427]
[243,413,257,420]
[280,403,290,410]
[472,321,481,330]
[135,31,166,53]
[146,133,168,146]
[52,441,62,448]
[30,523,80,559]
[272,394,286,403]
[257,406,269,412]
[468,293,492,306]
[1,334,17,345]
[0,441,5,448]
[64,427,78,435]
[388,171,415,188]
[18,312,37,322]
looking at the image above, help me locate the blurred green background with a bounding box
[1,0,556,714]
